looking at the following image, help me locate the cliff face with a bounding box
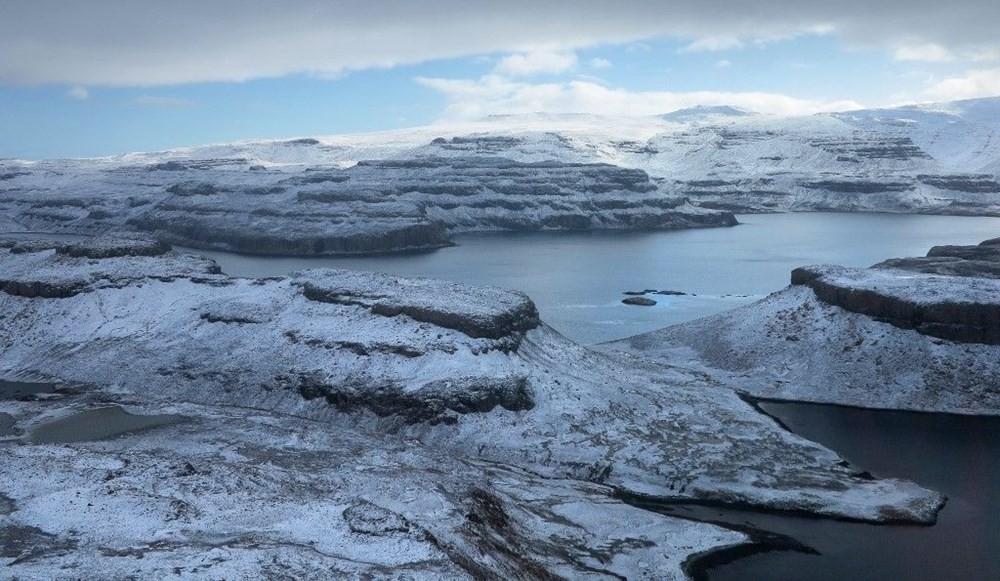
[0,156,736,256]
[790,264,1000,345]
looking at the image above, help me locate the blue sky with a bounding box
[2,1,998,159]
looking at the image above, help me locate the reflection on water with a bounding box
[186,213,1000,344]
[27,406,186,444]
[691,401,1000,581]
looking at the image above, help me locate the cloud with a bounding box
[416,75,863,119]
[715,60,733,68]
[133,95,196,108]
[589,57,613,69]
[2,1,999,87]
[67,86,88,100]
[494,50,577,76]
[678,36,744,53]
[923,68,1000,101]
[893,43,953,63]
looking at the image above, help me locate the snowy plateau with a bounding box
[1,97,999,579]
[2,97,1000,255]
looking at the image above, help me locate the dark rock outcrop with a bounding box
[791,264,1000,344]
[297,270,540,340]
[622,297,657,306]
[58,232,171,259]
[294,374,534,425]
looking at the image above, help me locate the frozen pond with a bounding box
[26,407,186,444]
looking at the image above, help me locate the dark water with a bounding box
[682,401,1000,581]
[0,380,57,400]
[27,406,185,444]
[187,213,1000,344]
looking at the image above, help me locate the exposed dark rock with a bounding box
[876,257,1000,279]
[622,297,657,306]
[792,265,1000,344]
[917,174,1000,193]
[0,525,77,563]
[166,183,222,197]
[343,500,419,536]
[59,232,171,259]
[297,270,540,340]
[295,374,534,425]
[874,239,1000,278]
[0,492,14,514]
[802,180,914,194]
[927,242,1000,262]
[809,136,930,160]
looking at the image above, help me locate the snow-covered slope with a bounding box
[0,235,942,531]
[601,238,1000,415]
[2,97,999,255]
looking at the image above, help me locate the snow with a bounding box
[602,257,1000,415]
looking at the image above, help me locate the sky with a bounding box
[1,0,999,159]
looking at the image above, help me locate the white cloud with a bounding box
[416,75,863,119]
[589,57,613,69]
[2,1,999,87]
[923,68,1000,101]
[715,60,733,68]
[67,86,88,100]
[893,43,953,62]
[679,36,744,53]
[968,48,1000,62]
[494,50,578,76]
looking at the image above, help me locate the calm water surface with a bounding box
[686,401,1000,581]
[194,213,1000,344]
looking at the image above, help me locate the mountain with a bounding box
[1,97,999,255]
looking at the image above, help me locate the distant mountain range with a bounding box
[1,97,999,255]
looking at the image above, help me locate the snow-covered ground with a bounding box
[602,239,1000,415]
[0,234,946,578]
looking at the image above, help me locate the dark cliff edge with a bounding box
[791,239,1000,344]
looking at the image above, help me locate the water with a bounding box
[186,213,1000,344]
[27,406,186,444]
[0,380,57,400]
[683,401,1000,581]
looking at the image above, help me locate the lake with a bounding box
[680,400,1000,581]
[191,212,1000,344]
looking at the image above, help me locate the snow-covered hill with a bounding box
[0,234,945,577]
[601,237,1000,415]
[1,97,999,254]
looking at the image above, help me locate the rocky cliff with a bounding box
[0,156,736,256]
